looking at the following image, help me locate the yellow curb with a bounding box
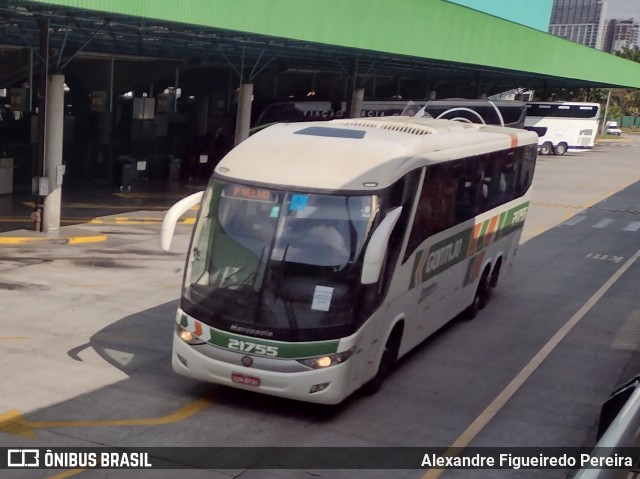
[88,217,195,225]
[67,234,109,244]
[0,234,107,245]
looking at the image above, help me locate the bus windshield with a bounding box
[182,179,379,340]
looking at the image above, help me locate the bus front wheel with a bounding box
[540,142,553,155]
[463,267,491,320]
[554,142,568,155]
[363,326,402,395]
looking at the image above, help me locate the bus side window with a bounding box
[486,150,516,208]
[515,145,536,196]
[453,158,477,223]
[404,164,456,258]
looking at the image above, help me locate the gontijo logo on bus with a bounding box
[178,312,340,359]
[410,202,529,288]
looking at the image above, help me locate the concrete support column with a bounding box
[195,97,209,137]
[234,83,253,146]
[349,87,364,119]
[43,74,65,233]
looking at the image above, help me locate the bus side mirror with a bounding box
[160,191,204,251]
[361,206,403,285]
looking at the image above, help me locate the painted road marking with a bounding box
[421,246,640,479]
[586,253,624,264]
[0,398,210,439]
[47,469,87,479]
[559,217,640,232]
[562,216,587,226]
[0,234,107,245]
[22,201,170,210]
[592,218,614,229]
[0,336,28,340]
[623,221,640,232]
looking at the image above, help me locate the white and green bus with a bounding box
[161,116,538,404]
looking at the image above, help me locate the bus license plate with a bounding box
[231,372,261,387]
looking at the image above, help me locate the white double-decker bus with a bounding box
[161,116,538,404]
[524,101,601,155]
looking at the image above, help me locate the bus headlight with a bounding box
[297,348,355,369]
[176,324,205,345]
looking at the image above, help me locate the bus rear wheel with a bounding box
[463,267,491,320]
[489,258,502,288]
[554,142,568,156]
[540,142,553,155]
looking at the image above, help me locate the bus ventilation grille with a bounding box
[342,121,432,136]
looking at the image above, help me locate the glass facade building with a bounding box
[548,0,607,49]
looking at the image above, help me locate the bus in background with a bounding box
[253,100,409,128]
[524,102,601,155]
[161,116,538,404]
[404,99,527,128]
[254,99,527,131]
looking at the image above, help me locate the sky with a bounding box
[606,0,640,19]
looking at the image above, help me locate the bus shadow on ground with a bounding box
[64,291,470,424]
[66,299,355,420]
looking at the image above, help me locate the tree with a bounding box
[616,45,640,62]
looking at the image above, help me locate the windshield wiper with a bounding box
[273,243,299,330]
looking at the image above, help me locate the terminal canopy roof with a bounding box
[1,0,640,97]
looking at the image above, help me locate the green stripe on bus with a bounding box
[410,201,529,288]
[207,327,340,359]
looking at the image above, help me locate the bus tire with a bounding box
[555,142,568,156]
[489,258,502,288]
[463,267,491,320]
[363,325,402,395]
[540,142,553,155]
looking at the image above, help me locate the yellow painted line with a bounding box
[421,247,640,479]
[0,398,210,439]
[67,234,108,245]
[0,234,107,245]
[89,217,195,225]
[0,237,66,245]
[113,192,186,199]
[46,468,88,479]
[0,218,101,224]
[0,217,170,224]
[22,201,171,210]
[0,336,28,340]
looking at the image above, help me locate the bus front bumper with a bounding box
[171,333,354,405]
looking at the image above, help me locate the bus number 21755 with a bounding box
[227,338,279,357]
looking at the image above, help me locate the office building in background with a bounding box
[602,18,640,53]
[548,0,607,49]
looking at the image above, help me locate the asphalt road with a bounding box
[1,137,640,479]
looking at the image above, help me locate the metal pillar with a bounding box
[234,83,253,146]
[350,87,364,119]
[345,59,360,119]
[601,90,611,134]
[28,48,34,111]
[33,19,49,232]
[42,74,65,233]
[109,55,115,113]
